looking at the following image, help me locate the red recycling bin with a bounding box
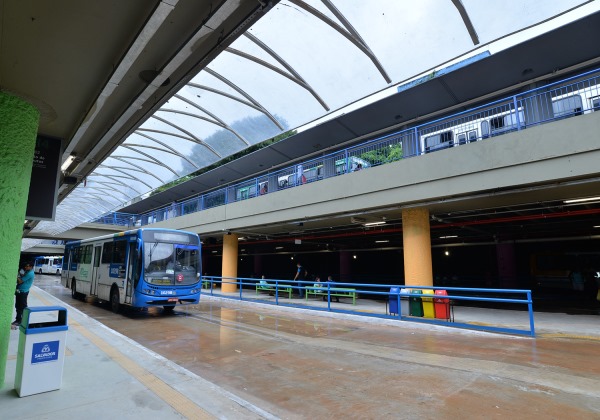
[434,290,450,320]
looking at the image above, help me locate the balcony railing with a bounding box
[95,67,600,227]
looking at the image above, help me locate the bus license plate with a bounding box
[168,298,178,302]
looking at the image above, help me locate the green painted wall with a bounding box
[0,91,39,387]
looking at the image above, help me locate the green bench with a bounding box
[256,282,293,299]
[305,286,357,304]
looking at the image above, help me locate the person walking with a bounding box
[13,261,34,327]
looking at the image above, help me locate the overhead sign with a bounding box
[26,135,62,221]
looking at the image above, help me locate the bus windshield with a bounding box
[144,242,200,286]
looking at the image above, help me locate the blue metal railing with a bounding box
[90,212,138,226]
[95,67,600,227]
[200,276,535,337]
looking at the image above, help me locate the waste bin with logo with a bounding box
[14,306,68,397]
[409,289,423,317]
[434,289,451,320]
[422,289,435,318]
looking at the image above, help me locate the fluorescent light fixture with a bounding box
[439,235,458,239]
[375,240,389,243]
[364,221,386,227]
[594,226,600,228]
[61,154,76,171]
[564,196,600,203]
[275,246,284,250]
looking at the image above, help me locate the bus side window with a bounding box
[113,241,127,264]
[481,120,490,138]
[468,130,477,142]
[102,242,113,264]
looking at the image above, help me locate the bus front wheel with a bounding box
[163,306,175,314]
[110,288,120,313]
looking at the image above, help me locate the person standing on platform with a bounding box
[13,261,34,327]
[293,262,307,298]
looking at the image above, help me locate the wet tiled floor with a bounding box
[18,275,600,418]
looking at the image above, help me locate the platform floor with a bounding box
[3,275,600,419]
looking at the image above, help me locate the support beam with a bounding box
[221,233,238,292]
[402,208,433,287]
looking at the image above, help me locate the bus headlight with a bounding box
[142,289,156,295]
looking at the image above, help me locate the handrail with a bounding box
[201,276,535,337]
[94,66,600,227]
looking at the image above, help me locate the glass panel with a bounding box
[144,242,200,286]
[26,0,593,241]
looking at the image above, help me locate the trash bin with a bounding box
[422,289,435,318]
[409,289,423,317]
[389,287,399,315]
[434,290,450,320]
[14,306,68,397]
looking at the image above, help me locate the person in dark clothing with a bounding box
[13,262,35,327]
[293,262,307,298]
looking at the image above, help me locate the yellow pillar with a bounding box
[402,208,433,287]
[221,233,238,292]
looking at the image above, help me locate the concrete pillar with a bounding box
[254,254,264,278]
[0,91,40,386]
[402,208,433,286]
[221,233,238,293]
[339,251,351,283]
[496,242,517,288]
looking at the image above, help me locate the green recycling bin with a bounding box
[409,289,423,317]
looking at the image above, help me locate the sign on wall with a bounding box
[26,135,62,221]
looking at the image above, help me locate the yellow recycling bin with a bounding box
[422,289,435,318]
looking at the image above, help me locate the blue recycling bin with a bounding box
[14,306,68,397]
[389,287,400,315]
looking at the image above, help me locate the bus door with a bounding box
[62,251,73,288]
[90,245,102,296]
[124,242,138,304]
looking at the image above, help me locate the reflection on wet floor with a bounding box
[34,275,600,418]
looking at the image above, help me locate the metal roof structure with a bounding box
[2,1,597,245]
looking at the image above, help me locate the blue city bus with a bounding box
[61,228,202,313]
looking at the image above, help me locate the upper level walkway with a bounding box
[77,67,600,242]
[30,66,600,244]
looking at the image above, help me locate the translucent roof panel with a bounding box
[27,0,595,244]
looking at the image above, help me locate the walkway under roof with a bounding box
[3,1,597,246]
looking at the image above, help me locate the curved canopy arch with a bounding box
[30,0,594,238]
